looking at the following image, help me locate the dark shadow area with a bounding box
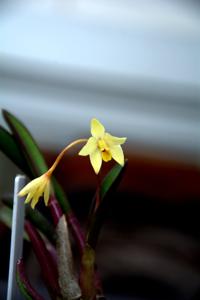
[69,190,200,300]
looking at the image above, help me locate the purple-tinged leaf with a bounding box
[16,258,45,300]
[25,221,60,298]
[67,211,85,254]
[48,195,63,226]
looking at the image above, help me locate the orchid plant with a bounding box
[0,110,127,300]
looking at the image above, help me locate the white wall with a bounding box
[0,0,200,164]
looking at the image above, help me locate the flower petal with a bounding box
[18,176,42,196]
[90,149,102,174]
[104,133,127,146]
[110,145,124,166]
[91,118,105,139]
[79,137,97,156]
[30,195,40,209]
[44,182,50,206]
[24,191,34,204]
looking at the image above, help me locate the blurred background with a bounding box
[0,0,200,299]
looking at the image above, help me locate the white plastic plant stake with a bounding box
[7,175,26,300]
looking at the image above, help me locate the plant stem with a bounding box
[47,139,87,176]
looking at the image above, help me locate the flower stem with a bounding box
[94,173,101,212]
[48,195,63,226]
[47,138,87,176]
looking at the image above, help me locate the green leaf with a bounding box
[1,110,85,252]
[0,204,29,240]
[2,110,48,176]
[2,197,55,243]
[0,125,31,176]
[100,162,127,201]
[0,205,12,229]
[26,206,56,244]
[2,109,70,213]
[16,274,34,300]
[87,161,127,248]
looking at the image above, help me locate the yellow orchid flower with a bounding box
[18,173,51,209]
[79,118,127,174]
[18,139,87,209]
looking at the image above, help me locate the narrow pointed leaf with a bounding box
[0,204,29,240]
[25,221,60,298]
[16,258,45,300]
[84,162,127,298]
[2,110,48,176]
[0,125,31,176]
[2,110,69,213]
[52,178,70,214]
[87,161,127,249]
[26,205,56,244]
[48,195,63,226]
[53,180,85,253]
[2,110,85,250]
[67,211,85,255]
[2,197,55,244]
[0,205,13,229]
[100,161,127,201]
